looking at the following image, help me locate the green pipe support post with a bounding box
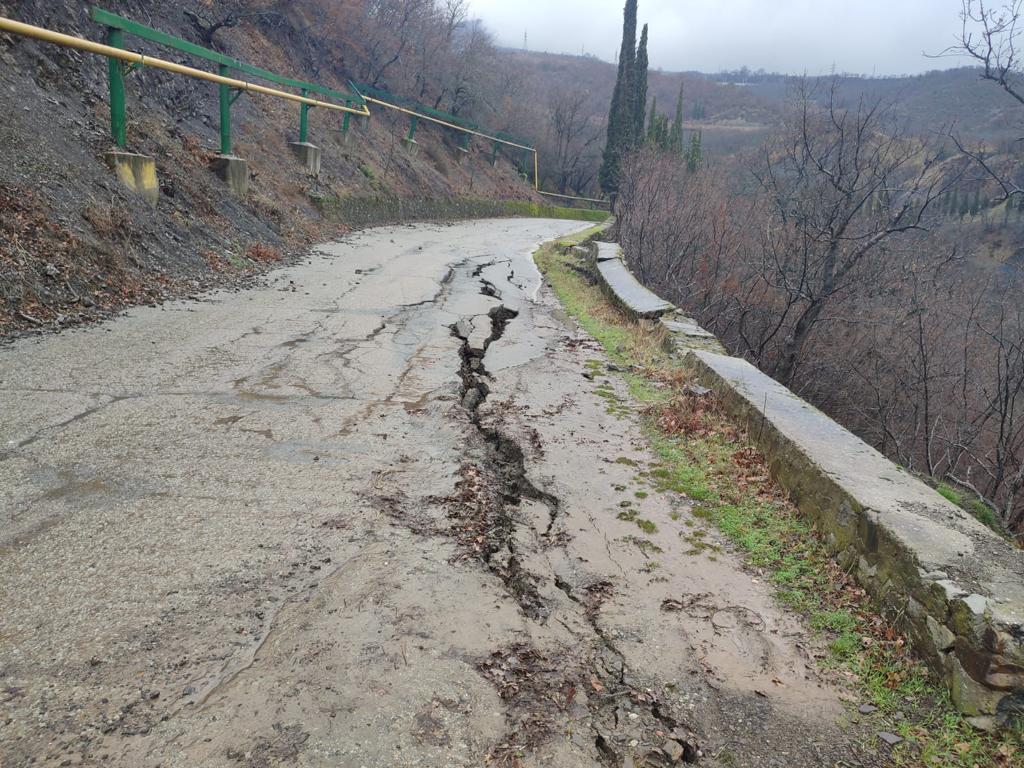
[106,27,127,149]
[491,141,500,164]
[218,64,232,155]
[342,100,352,133]
[460,133,471,151]
[407,115,419,142]
[299,88,310,143]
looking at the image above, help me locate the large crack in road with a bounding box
[0,219,876,768]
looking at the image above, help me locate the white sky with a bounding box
[468,0,971,75]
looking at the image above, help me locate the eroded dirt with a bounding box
[0,219,878,767]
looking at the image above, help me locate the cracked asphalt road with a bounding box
[0,219,875,767]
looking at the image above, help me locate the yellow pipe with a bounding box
[0,17,370,116]
[362,95,534,153]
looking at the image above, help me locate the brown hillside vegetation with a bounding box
[0,0,543,335]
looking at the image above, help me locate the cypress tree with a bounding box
[599,0,638,195]
[633,24,649,146]
[669,82,685,155]
[655,115,669,150]
[647,96,658,145]
[686,131,703,172]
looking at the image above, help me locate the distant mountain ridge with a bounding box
[502,46,1019,154]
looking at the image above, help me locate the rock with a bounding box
[662,740,685,762]
[934,579,968,601]
[984,667,1024,690]
[858,704,878,715]
[44,263,59,278]
[877,732,903,746]
[963,594,990,616]
[926,616,956,653]
[966,715,996,732]
[461,388,482,411]
[906,596,925,619]
[996,689,1024,730]
[949,656,1004,715]
[684,383,711,398]
[857,556,878,582]
[453,319,472,339]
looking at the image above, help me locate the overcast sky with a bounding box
[468,0,970,76]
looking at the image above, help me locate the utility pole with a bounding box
[523,30,527,51]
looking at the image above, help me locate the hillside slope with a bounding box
[0,0,540,335]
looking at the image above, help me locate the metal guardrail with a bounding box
[90,8,365,108]
[0,16,366,153]
[350,81,533,149]
[537,190,611,209]
[349,81,541,190]
[88,7,367,153]
[0,12,608,205]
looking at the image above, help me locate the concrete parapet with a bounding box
[103,151,158,205]
[594,255,674,320]
[595,242,621,262]
[587,236,1024,726]
[661,314,727,355]
[288,142,322,177]
[687,349,1024,724]
[211,155,249,197]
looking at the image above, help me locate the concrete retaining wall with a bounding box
[588,245,674,320]
[587,238,1024,727]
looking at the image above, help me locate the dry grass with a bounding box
[246,243,282,263]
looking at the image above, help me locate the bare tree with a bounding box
[183,3,287,49]
[750,81,962,385]
[548,91,602,194]
[941,1,1024,200]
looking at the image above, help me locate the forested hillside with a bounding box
[610,57,1024,536]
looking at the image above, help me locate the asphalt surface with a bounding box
[0,219,877,767]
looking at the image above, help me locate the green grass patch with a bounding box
[314,195,610,229]
[621,535,663,556]
[502,200,610,222]
[937,482,1007,537]
[556,222,613,247]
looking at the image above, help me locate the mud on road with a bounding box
[0,219,876,767]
